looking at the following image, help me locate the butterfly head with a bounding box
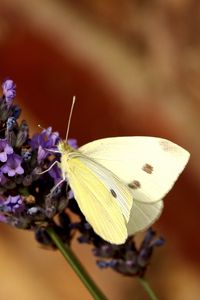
[57,140,74,154]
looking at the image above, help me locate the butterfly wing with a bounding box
[66,155,133,244]
[79,137,190,203]
[127,200,163,235]
[77,152,164,236]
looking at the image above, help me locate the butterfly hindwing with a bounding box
[127,200,163,235]
[79,137,190,204]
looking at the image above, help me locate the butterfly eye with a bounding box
[110,189,117,198]
[128,180,141,190]
[142,163,153,174]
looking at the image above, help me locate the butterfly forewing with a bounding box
[79,137,190,203]
[66,156,130,244]
[76,155,133,221]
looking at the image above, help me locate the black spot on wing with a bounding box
[110,189,117,198]
[128,180,141,189]
[142,163,153,174]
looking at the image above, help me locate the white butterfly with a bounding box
[57,136,190,244]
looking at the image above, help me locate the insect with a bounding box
[55,98,190,244]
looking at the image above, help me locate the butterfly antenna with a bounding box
[65,96,76,142]
[38,124,45,130]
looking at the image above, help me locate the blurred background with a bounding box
[0,0,199,299]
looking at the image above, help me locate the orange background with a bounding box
[0,1,200,299]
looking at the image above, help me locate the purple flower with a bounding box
[6,117,16,130]
[48,161,62,184]
[0,139,13,162]
[68,189,74,200]
[0,214,7,223]
[30,127,60,163]
[68,139,78,149]
[11,105,21,119]
[92,228,165,276]
[0,170,7,185]
[2,195,24,213]
[1,153,24,176]
[2,79,16,105]
[97,260,116,269]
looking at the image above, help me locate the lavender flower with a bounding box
[30,127,60,163]
[0,78,164,281]
[1,195,24,213]
[22,150,32,162]
[1,153,24,176]
[16,120,29,147]
[68,139,78,149]
[0,139,13,162]
[95,229,165,276]
[11,105,21,119]
[2,79,16,105]
[137,229,165,268]
[48,138,78,185]
[0,170,7,185]
[48,161,62,184]
[0,214,7,223]
[6,117,16,130]
[0,81,19,122]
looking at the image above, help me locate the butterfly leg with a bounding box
[44,147,60,154]
[38,160,60,175]
[50,178,65,194]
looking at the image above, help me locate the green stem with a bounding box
[138,277,159,300]
[46,227,107,300]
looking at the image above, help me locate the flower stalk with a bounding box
[46,227,107,300]
[47,227,159,300]
[138,277,159,300]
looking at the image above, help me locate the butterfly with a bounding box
[46,97,190,244]
[57,136,190,245]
